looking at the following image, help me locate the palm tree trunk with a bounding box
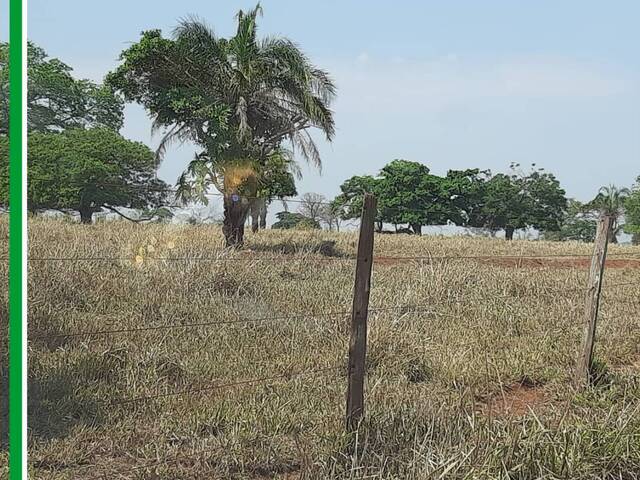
[223,194,251,247]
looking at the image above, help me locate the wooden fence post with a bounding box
[574,214,613,389]
[346,193,377,430]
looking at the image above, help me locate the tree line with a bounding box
[276,163,640,244]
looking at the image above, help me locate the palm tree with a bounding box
[592,185,630,243]
[109,4,336,246]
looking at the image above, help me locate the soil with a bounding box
[479,380,548,417]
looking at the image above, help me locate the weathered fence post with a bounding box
[346,193,377,430]
[574,214,613,389]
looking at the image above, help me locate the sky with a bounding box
[25,0,640,211]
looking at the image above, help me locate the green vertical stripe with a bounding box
[8,0,23,478]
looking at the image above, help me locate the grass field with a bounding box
[27,218,640,479]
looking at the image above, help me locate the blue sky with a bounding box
[26,0,640,204]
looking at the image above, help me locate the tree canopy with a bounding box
[17,42,124,133]
[333,161,567,239]
[27,128,169,223]
[271,211,320,230]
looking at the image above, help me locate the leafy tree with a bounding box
[443,168,490,227]
[13,42,123,133]
[624,177,640,245]
[249,151,299,232]
[481,173,524,238]
[332,175,382,230]
[376,160,454,235]
[481,165,567,240]
[543,199,598,243]
[271,211,320,230]
[590,185,630,243]
[28,128,168,223]
[107,5,336,246]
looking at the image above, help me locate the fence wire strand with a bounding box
[112,365,342,406]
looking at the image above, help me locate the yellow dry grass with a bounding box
[24,218,640,479]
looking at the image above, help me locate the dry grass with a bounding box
[26,218,640,479]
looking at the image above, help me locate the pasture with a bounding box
[27,218,640,479]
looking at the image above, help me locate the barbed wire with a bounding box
[27,290,615,342]
[113,364,342,406]
[29,310,354,340]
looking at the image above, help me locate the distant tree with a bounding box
[319,202,343,231]
[624,177,640,245]
[18,42,123,133]
[28,128,169,223]
[443,168,490,227]
[298,192,327,225]
[591,184,630,243]
[249,151,299,233]
[543,199,598,243]
[332,175,382,230]
[481,164,567,240]
[271,211,320,230]
[376,160,454,235]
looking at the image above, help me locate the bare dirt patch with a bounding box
[479,379,548,417]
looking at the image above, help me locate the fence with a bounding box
[26,195,640,478]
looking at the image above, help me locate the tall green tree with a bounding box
[19,42,124,133]
[107,5,336,246]
[376,160,455,235]
[624,177,640,245]
[481,165,567,240]
[443,169,490,227]
[28,128,168,223]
